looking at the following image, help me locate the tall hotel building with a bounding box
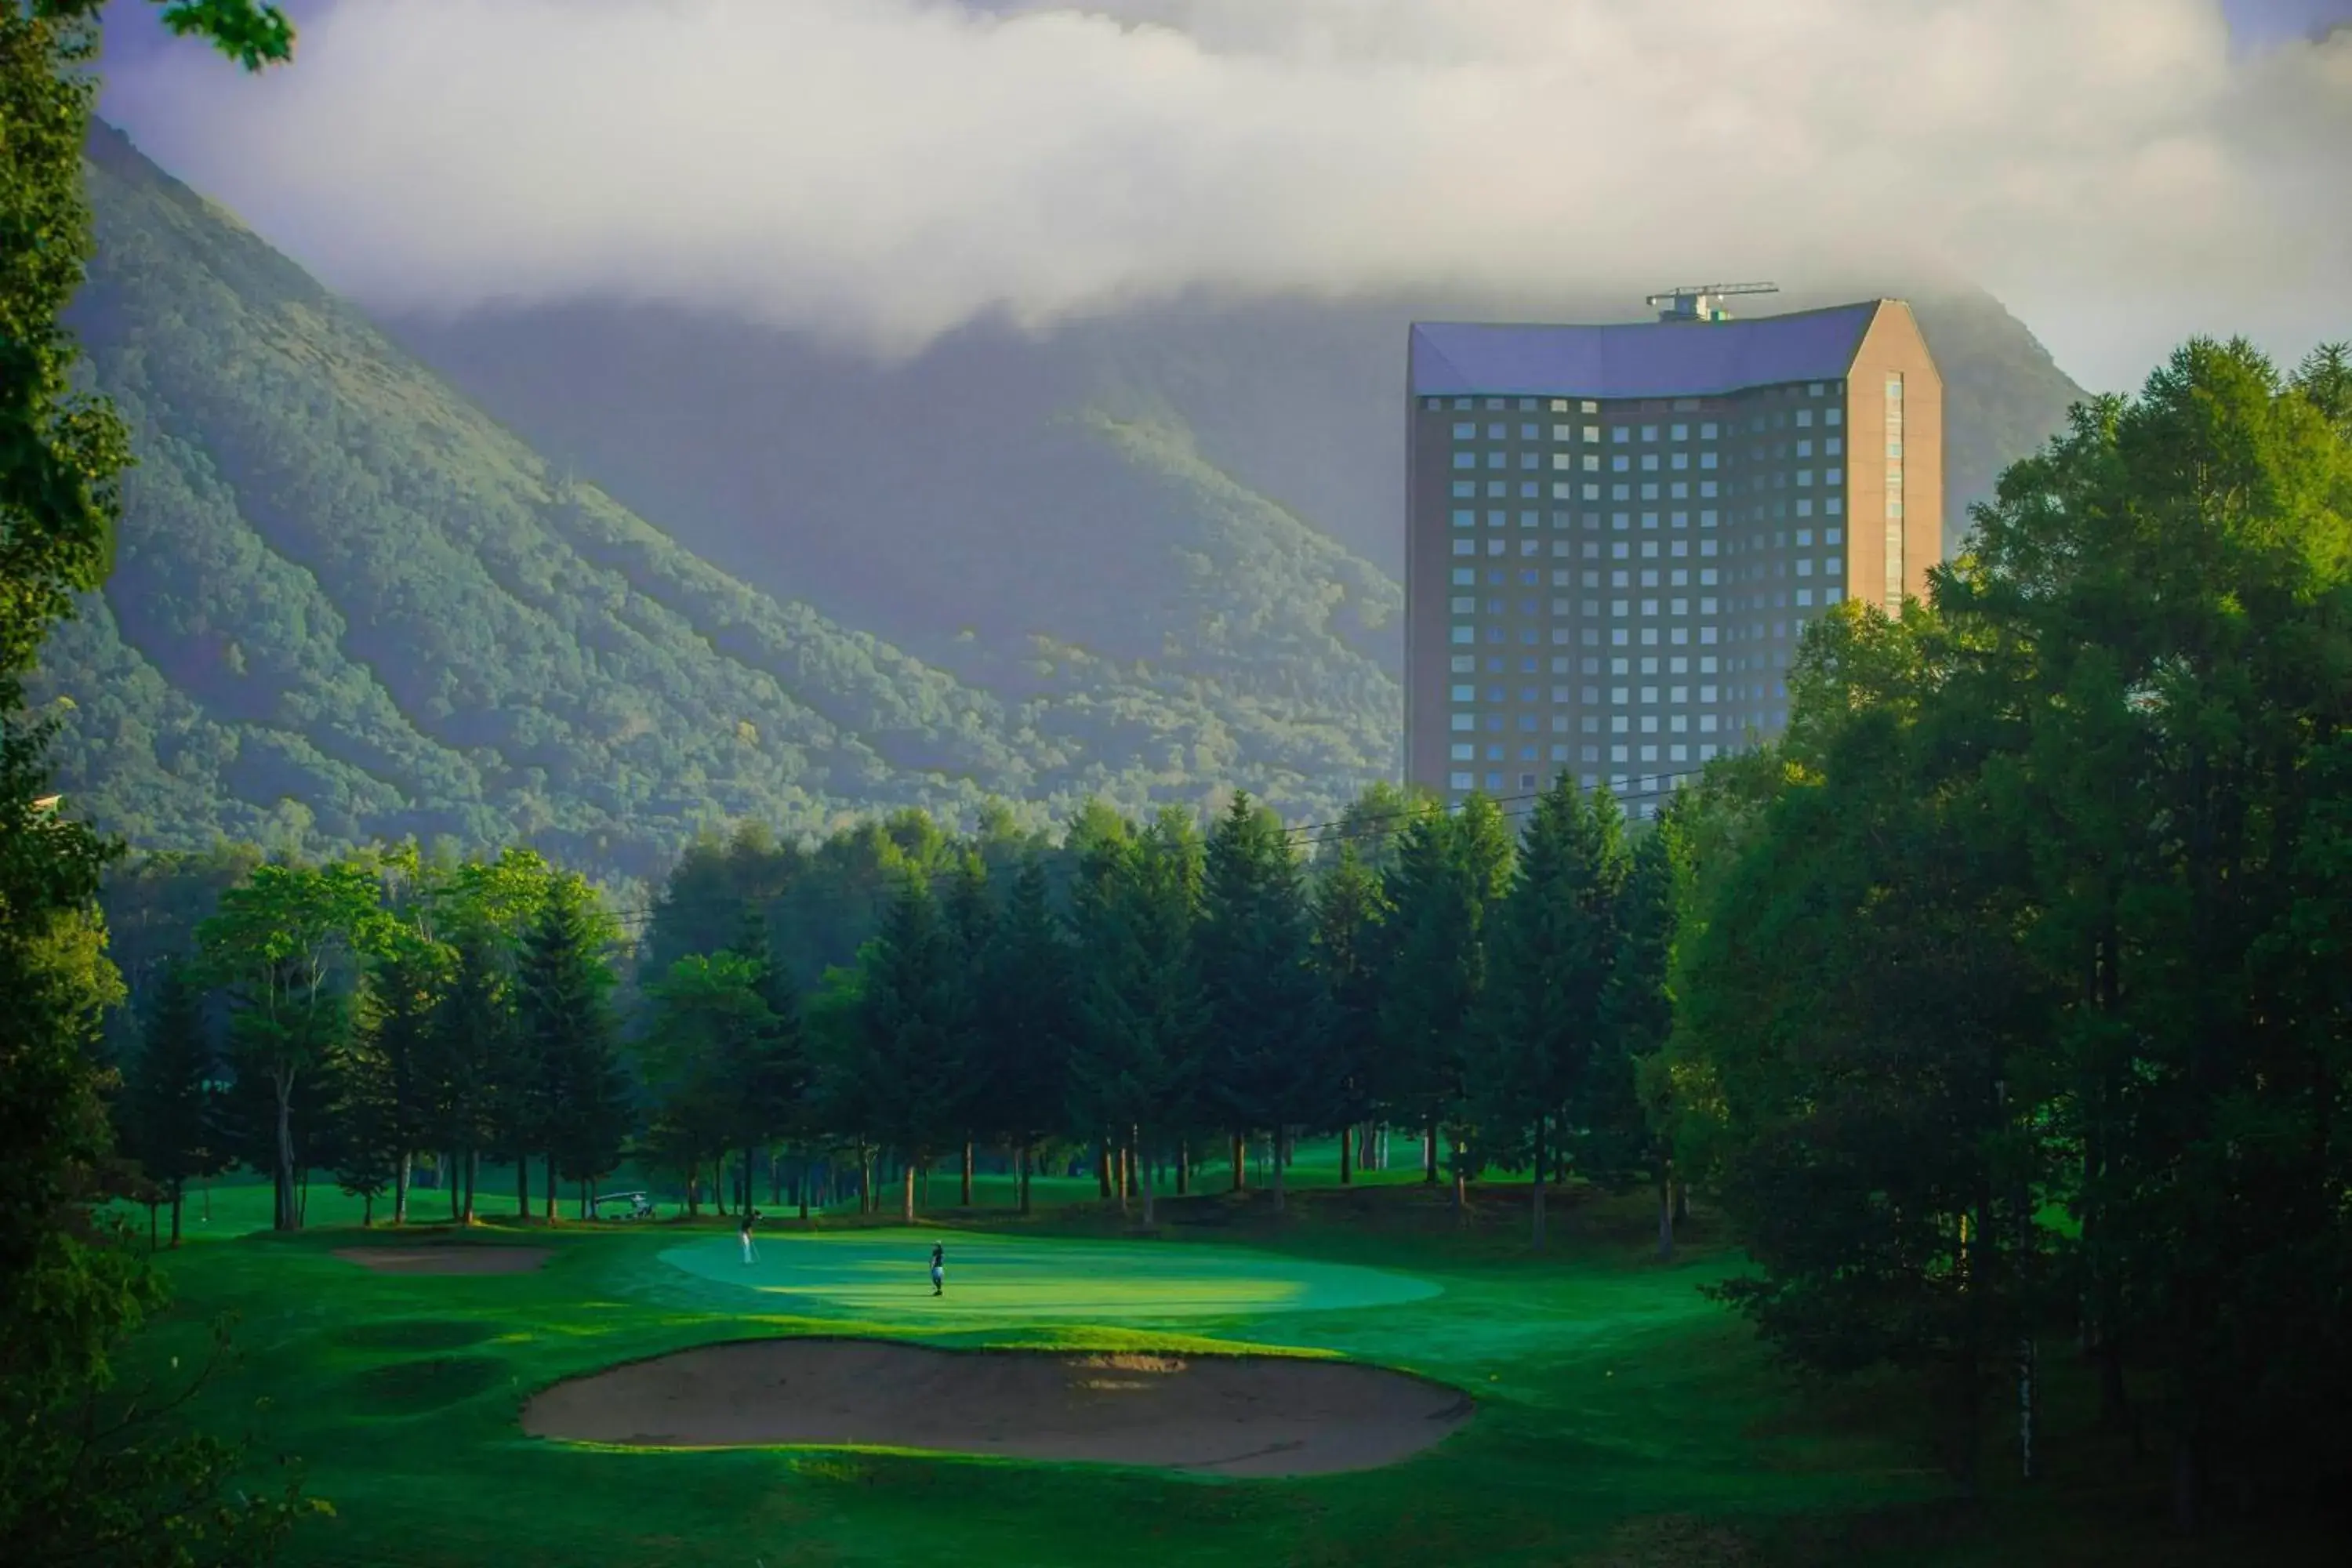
[1405,289,1943,810]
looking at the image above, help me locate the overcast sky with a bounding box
[97,0,2352,394]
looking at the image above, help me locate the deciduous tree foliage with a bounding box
[1675,336,2352,1521]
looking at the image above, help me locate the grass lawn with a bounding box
[114,1156,2343,1567]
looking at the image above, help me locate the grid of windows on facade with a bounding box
[1432,379,1849,800]
[1884,373,1905,608]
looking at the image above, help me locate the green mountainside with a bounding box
[33,125,2084,887]
[31,125,1399,884]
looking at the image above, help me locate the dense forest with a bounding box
[102,329,2352,1532]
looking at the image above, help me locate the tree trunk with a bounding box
[961,1142,974,1207]
[2018,1336,2037,1482]
[1530,1120,1547,1252]
[1272,1129,1288,1212]
[1175,1139,1189,1196]
[518,1150,531,1219]
[1425,1122,1439,1185]
[1656,1174,1675,1261]
[1097,1137,1112,1199]
[1339,1123,1353,1186]
[448,1152,461,1221]
[169,1185,184,1247]
[299,1165,310,1227]
[394,1153,411,1225]
[1671,1178,1689,1226]
[463,1148,477,1223]
[1452,1142,1467,1225]
[1018,1143,1033,1215]
[274,1072,299,1231]
[1231,1133,1246,1192]
[1140,1138,1156,1225]
[545,1153,557,1223]
[2172,1424,2203,1534]
[902,1160,916,1224]
[362,1192,375,1228]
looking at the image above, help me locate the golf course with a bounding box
[106,1152,2332,1568]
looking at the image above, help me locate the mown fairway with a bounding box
[114,1163,2339,1568]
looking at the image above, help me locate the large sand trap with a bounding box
[522,1338,1472,1476]
[333,1246,550,1276]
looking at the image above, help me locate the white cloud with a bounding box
[100,0,2352,390]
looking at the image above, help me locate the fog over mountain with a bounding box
[100,0,2352,394]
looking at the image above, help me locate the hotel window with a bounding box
[1826,437,1842,456]
[1487,452,1506,468]
[1452,539,1475,556]
[1612,426,1631,445]
[1451,509,1475,528]
[1582,426,1600,442]
[1486,422,1506,436]
[1795,409,1813,427]
[1454,452,1475,469]
[1450,771,1473,790]
[1453,423,1476,439]
[1552,425,1573,441]
[1581,401,1599,413]
[1520,423,1540,439]
[1452,481,1475,498]
[1826,408,1842,426]
[1641,455,1659,473]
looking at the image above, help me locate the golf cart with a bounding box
[592,1191,658,1222]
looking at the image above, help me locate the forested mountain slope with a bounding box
[30,125,1399,884]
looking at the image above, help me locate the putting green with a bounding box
[659,1229,1440,1322]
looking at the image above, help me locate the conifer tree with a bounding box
[1470,777,1624,1250]
[517,875,629,1219]
[1309,844,1388,1185]
[853,873,963,1221]
[1595,800,1695,1258]
[978,854,1073,1212]
[721,909,810,1213]
[1199,793,1322,1211]
[123,958,220,1247]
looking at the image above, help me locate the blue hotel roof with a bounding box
[1409,302,1882,401]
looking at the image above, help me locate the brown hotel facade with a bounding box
[1404,296,1943,811]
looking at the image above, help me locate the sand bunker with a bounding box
[333,1246,550,1276]
[522,1338,1472,1476]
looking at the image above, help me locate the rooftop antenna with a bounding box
[1645,281,1779,323]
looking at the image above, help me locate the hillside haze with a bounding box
[34,123,2083,884]
[383,284,2084,675]
[34,125,1401,884]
